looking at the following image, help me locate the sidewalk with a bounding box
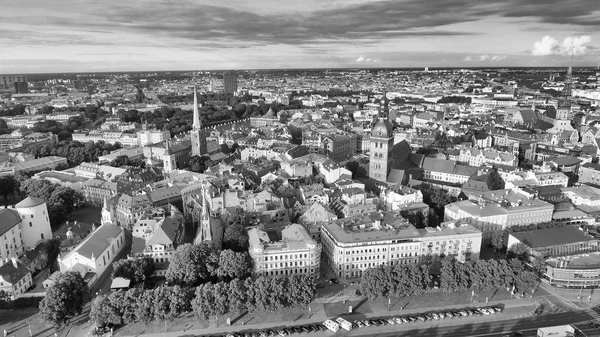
[126,297,536,337]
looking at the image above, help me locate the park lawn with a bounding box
[369,287,514,313]
[323,299,372,317]
[0,308,56,337]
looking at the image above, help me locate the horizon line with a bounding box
[2,65,599,76]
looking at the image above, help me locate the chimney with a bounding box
[11,257,18,268]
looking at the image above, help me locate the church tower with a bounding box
[369,92,394,182]
[556,54,573,121]
[191,86,207,156]
[163,139,176,173]
[194,181,213,244]
[101,197,114,225]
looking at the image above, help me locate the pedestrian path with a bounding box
[582,307,600,321]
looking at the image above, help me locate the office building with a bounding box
[248,223,321,278]
[223,72,238,94]
[321,211,482,280]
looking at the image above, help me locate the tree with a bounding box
[112,257,155,285]
[222,223,249,251]
[491,230,508,251]
[216,250,252,280]
[39,272,89,327]
[36,239,61,272]
[166,243,218,286]
[508,242,530,260]
[90,295,121,328]
[345,160,359,178]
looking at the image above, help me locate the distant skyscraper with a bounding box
[14,82,28,94]
[190,86,207,156]
[223,72,238,94]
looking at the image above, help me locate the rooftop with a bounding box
[322,211,421,244]
[16,196,45,208]
[0,208,22,236]
[510,226,596,249]
[67,223,124,260]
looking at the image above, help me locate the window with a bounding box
[40,233,44,239]
[30,215,34,219]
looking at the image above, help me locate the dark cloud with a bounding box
[500,0,600,26]
[56,0,487,46]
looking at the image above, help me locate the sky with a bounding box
[1,0,600,73]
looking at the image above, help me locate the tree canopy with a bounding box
[39,272,89,327]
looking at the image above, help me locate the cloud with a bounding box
[464,54,507,62]
[356,56,365,62]
[532,35,592,55]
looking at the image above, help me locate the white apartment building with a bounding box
[381,185,424,211]
[444,189,554,239]
[137,129,171,147]
[0,258,33,299]
[458,148,517,167]
[0,197,52,262]
[248,224,321,278]
[321,211,482,279]
[0,209,25,261]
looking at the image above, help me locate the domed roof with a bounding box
[372,118,393,138]
[16,196,45,208]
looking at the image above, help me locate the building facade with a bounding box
[248,224,321,278]
[321,211,482,280]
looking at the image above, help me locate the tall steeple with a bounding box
[378,91,389,120]
[193,85,201,129]
[562,53,574,98]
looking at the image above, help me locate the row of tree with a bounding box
[360,256,540,300]
[360,264,431,299]
[165,243,252,286]
[23,140,122,166]
[440,257,539,295]
[90,275,315,328]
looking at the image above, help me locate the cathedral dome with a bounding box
[372,118,393,138]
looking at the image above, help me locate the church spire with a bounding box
[379,91,389,120]
[193,85,201,129]
[562,52,574,98]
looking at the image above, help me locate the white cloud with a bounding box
[532,35,592,56]
[464,55,505,62]
[356,56,381,63]
[355,56,365,62]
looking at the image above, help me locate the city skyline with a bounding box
[1,0,600,73]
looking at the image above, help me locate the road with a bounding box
[291,308,600,337]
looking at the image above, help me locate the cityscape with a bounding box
[2,1,600,337]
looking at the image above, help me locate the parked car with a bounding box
[387,318,396,325]
[277,329,287,336]
[417,316,426,322]
[355,321,364,328]
[492,306,503,313]
[394,317,403,324]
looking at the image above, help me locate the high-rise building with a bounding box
[369,93,394,182]
[190,86,207,156]
[223,72,238,94]
[14,82,28,94]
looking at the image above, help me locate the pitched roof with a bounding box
[71,223,123,260]
[0,260,30,285]
[0,208,22,236]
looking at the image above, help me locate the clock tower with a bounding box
[369,92,394,182]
